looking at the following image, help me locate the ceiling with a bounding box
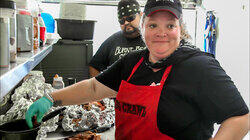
[41,0,202,8]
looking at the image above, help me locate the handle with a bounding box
[42,107,66,122]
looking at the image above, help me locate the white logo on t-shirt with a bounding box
[114,46,146,58]
[156,0,175,3]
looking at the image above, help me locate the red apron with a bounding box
[115,57,174,140]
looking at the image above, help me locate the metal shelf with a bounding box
[41,0,197,8]
[0,44,54,101]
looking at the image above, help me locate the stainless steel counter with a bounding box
[46,127,115,140]
[0,44,54,101]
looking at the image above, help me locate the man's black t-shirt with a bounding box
[96,47,249,140]
[89,31,146,71]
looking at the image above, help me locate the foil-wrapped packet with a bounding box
[0,97,32,125]
[0,70,59,139]
[98,110,115,128]
[62,105,91,132]
[36,107,61,139]
[11,71,55,103]
[61,98,115,132]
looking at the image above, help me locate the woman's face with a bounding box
[142,11,181,63]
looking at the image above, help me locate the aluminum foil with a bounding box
[103,98,115,109]
[11,71,54,103]
[0,71,59,139]
[0,97,32,125]
[97,98,115,127]
[0,72,46,125]
[1,70,116,139]
[98,109,115,127]
[61,98,115,132]
[36,107,61,139]
[62,105,90,132]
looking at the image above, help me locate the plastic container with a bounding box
[67,77,76,86]
[56,19,96,40]
[16,10,33,52]
[41,12,55,33]
[9,16,17,63]
[59,3,86,20]
[45,33,54,44]
[52,74,65,89]
[0,17,10,67]
[0,0,16,67]
[33,16,39,50]
[38,14,46,47]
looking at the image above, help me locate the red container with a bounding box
[40,26,46,41]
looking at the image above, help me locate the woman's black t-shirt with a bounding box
[96,47,249,140]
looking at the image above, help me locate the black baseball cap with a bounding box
[144,0,182,19]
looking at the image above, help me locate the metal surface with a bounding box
[36,39,92,86]
[16,14,33,52]
[42,0,146,7]
[0,18,10,67]
[46,126,115,140]
[0,44,53,101]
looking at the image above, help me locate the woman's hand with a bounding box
[25,97,53,128]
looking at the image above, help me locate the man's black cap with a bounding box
[118,0,141,19]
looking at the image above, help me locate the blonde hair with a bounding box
[179,16,192,41]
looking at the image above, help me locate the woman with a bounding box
[26,0,249,139]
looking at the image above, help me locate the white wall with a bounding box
[202,0,249,106]
[195,7,206,51]
[201,0,249,139]
[182,9,197,45]
[40,3,60,18]
[86,6,197,53]
[40,4,197,54]
[85,5,121,54]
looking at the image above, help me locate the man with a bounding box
[89,0,146,77]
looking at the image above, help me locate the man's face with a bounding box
[119,14,141,38]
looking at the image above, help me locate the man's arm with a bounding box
[51,77,117,106]
[89,66,101,77]
[210,113,249,140]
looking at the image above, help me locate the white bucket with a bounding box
[59,3,86,20]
